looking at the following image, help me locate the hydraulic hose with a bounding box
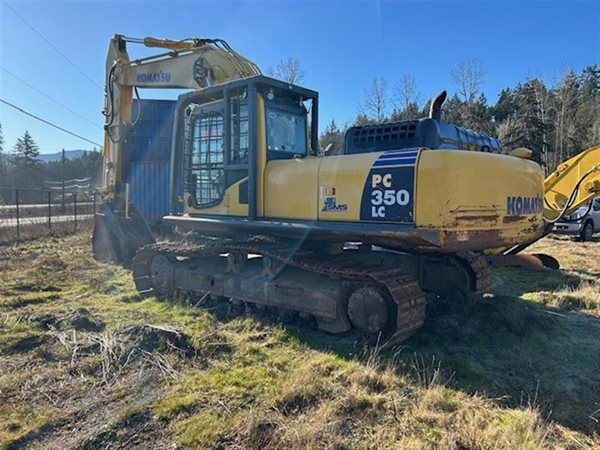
[543,165,599,224]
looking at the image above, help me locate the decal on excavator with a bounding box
[506,195,543,215]
[136,71,172,83]
[360,149,419,223]
[322,197,348,212]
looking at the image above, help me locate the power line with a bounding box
[1,66,100,129]
[2,1,102,89]
[0,98,103,148]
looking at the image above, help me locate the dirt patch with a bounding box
[34,254,67,271]
[26,309,105,333]
[59,308,105,332]
[4,334,47,354]
[10,284,62,293]
[27,313,59,329]
[7,379,171,450]
[78,410,172,450]
[117,324,191,355]
[2,323,194,449]
[3,294,60,308]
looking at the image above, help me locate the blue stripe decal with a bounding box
[379,150,420,157]
[378,153,418,160]
[373,158,416,167]
[380,147,420,154]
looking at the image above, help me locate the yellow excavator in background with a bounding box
[93,35,600,343]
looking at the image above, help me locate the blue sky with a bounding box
[1,0,598,154]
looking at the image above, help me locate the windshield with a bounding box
[266,106,307,156]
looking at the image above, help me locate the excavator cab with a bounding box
[168,75,319,222]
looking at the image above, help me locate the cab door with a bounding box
[186,101,227,214]
[262,101,320,220]
[185,93,253,217]
[264,157,321,220]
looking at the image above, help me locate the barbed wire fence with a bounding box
[0,181,97,243]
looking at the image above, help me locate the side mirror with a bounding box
[319,143,333,157]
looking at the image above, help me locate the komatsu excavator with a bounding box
[94,35,600,343]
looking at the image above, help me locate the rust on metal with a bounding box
[502,215,525,223]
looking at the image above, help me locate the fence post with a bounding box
[61,148,66,214]
[93,191,96,215]
[48,191,52,231]
[74,192,77,231]
[15,189,20,240]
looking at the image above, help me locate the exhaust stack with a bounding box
[429,90,447,122]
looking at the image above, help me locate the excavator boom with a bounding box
[93,35,261,262]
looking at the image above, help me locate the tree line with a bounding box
[317,62,599,172]
[0,124,102,191]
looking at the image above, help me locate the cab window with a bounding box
[266,105,307,159]
[188,110,224,206]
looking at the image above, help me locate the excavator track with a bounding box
[456,251,493,296]
[132,240,427,344]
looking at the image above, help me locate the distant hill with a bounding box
[37,149,94,162]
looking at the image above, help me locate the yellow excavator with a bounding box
[93,35,600,342]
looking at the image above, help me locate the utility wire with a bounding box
[2,1,102,89]
[0,98,103,147]
[1,66,100,129]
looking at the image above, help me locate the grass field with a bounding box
[0,228,598,449]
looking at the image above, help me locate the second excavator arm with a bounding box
[490,145,600,268]
[542,145,600,222]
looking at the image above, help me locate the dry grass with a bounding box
[536,280,600,315]
[0,217,93,245]
[0,231,599,449]
[518,235,600,316]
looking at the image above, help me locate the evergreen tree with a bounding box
[389,102,421,121]
[441,94,464,125]
[353,113,376,126]
[576,64,600,150]
[13,130,40,167]
[492,88,516,123]
[319,120,346,155]
[12,130,41,188]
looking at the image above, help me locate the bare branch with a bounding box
[393,74,420,111]
[451,59,486,103]
[267,58,305,85]
[361,77,388,123]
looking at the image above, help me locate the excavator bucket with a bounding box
[488,253,560,270]
[92,202,155,264]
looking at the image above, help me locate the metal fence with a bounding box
[0,187,97,243]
